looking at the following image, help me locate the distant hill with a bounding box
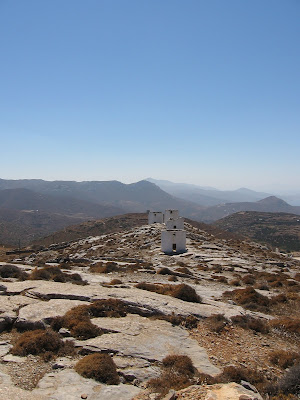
[32,213,148,247]
[0,188,123,218]
[147,178,272,206]
[197,196,300,222]
[214,211,300,252]
[0,208,84,247]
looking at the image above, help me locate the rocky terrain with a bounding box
[0,217,299,399]
[214,211,300,252]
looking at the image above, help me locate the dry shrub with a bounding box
[105,279,122,285]
[88,299,127,318]
[196,372,217,385]
[225,287,270,312]
[0,264,28,280]
[148,354,195,396]
[11,329,75,359]
[168,275,178,282]
[157,267,175,275]
[271,294,288,304]
[214,275,227,283]
[175,267,192,275]
[135,282,201,303]
[89,262,119,274]
[162,355,195,376]
[70,321,102,340]
[269,350,300,369]
[75,353,119,384]
[230,315,269,334]
[269,318,300,335]
[270,394,298,400]
[30,266,85,285]
[277,362,300,395]
[207,314,228,333]
[242,274,255,285]
[156,314,198,329]
[229,279,241,286]
[218,365,265,387]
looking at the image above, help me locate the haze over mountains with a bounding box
[0,177,299,247]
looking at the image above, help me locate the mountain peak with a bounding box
[257,196,289,206]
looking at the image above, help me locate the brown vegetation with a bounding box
[135,282,201,303]
[11,329,75,360]
[30,266,85,285]
[75,353,120,384]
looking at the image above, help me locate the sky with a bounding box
[0,0,299,192]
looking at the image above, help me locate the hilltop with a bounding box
[0,217,299,399]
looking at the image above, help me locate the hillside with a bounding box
[197,196,300,222]
[0,219,299,399]
[0,208,84,247]
[214,211,300,252]
[0,188,124,218]
[32,213,148,247]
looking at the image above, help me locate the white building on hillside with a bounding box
[148,211,164,224]
[165,217,184,230]
[161,229,186,254]
[164,209,179,222]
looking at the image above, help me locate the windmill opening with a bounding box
[172,243,177,252]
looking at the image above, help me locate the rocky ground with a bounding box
[0,222,299,399]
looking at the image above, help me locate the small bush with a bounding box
[11,329,74,359]
[242,275,255,285]
[269,318,300,335]
[218,365,265,387]
[277,362,300,395]
[229,279,241,286]
[230,315,269,334]
[30,266,85,285]
[168,275,178,282]
[75,353,120,384]
[162,355,195,377]
[171,284,201,303]
[0,264,28,280]
[207,314,228,333]
[70,321,102,340]
[148,354,195,396]
[175,267,192,275]
[157,267,174,275]
[135,282,201,303]
[225,287,270,312]
[269,350,300,369]
[89,262,119,274]
[105,279,122,285]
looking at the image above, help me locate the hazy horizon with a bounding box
[1,1,299,192]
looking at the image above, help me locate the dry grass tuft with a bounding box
[206,314,228,333]
[75,353,120,384]
[135,282,201,303]
[11,329,75,360]
[30,266,85,285]
[269,350,300,369]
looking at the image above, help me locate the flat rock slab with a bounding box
[17,299,90,324]
[15,281,247,319]
[32,369,141,400]
[76,314,220,377]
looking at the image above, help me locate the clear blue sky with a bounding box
[0,0,299,192]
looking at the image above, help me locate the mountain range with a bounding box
[0,177,299,247]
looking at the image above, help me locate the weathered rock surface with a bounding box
[76,314,220,377]
[203,382,263,400]
[32,369,141,400]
